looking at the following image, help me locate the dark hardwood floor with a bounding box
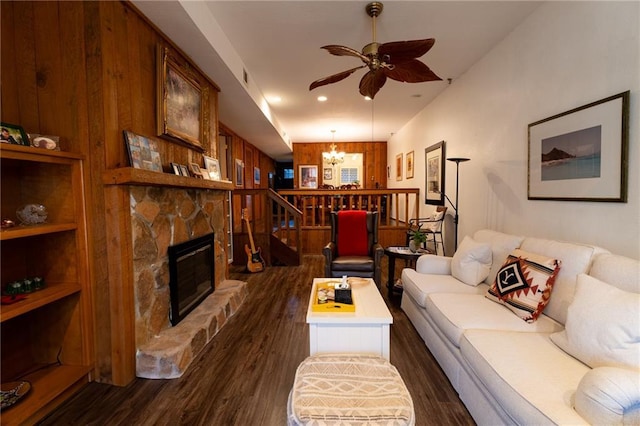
[40,255,474,425]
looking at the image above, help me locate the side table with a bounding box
[384,246,431,296]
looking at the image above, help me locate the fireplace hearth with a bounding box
[168,233,215,326]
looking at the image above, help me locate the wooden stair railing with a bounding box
[267,189,303,266]
[233,189,302,267]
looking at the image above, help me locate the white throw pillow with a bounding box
[451,236,492,286]
[424,210,445,232]
[550,273,640,370]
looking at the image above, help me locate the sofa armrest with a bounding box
[574,366,640,425]
[415,254,453,275]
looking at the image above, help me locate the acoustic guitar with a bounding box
[242,208,265,273]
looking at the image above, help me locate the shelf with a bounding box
[103,167,234,190]
[0,223,77,241]
[1,283,81,323]
[1,363,92,425]
[0,144,84,162]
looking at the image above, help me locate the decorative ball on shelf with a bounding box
[16,204,48,225]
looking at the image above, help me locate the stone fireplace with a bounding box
[127,185,247,379]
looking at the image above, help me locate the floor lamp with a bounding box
[446,157,470,252]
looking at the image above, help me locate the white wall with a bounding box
[389,1,639,258]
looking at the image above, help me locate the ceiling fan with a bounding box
[309,1,442,99]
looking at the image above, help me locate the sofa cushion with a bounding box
[574,367,640,425]
[426,293,563,348]
[451,236,492,286]
[519,237,602,325]
[486,249,561,323]
[550,273,640,370]
[460,330,590,425]
[588,252,640,294]
[473,230,525,285]
[401,268,480,308]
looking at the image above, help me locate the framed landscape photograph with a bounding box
[254,167,261,185]
[406,151,415,179]
[157,45,209,151]
[299,165,318,189]
[123,130,163,172]
[396,153,403,181]
[425,141,445,205]
[528,91,629,202]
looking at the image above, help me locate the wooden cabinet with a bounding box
[0,144,94,424]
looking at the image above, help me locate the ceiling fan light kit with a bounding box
[309,1,442,99]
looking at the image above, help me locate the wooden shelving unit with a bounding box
[0,144,94,425]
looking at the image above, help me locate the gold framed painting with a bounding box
[406,151,415,179]
[157,45,210,151]
[396,153,403,181]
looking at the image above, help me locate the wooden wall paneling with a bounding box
[59,2,90,155]
[11,2,39,131]
[84,0,114,383]
[0,1,19,123]
[244,143,254,189]
[32,2,65,138]
[293,141,388,189]
[104,185,137,385]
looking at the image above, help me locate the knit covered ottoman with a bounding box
[287,354,415,425]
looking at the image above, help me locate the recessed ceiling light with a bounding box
[268,96,282,103]
[317,96,327,102]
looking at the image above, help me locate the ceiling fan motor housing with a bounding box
[366,2,384,18]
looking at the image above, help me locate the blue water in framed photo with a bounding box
[542,153,601,181]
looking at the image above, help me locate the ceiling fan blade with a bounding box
[321,45,370,64]
[379,39,436,63]
[359,69,387,99]
[384,59,442,83]
[309,65,366,91]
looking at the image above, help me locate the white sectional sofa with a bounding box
[400,229,640,425]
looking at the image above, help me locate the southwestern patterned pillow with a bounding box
[486,248,561,323]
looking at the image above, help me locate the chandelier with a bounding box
[323,143,345,166]
[323,131,345,166]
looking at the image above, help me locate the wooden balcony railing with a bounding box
[234,188,420,256]
[276,188,420,229]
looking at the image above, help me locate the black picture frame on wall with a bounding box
[528,91,629,202]
[425,141,446,205]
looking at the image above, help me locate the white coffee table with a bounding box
[306,278,393,360]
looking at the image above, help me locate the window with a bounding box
[283,168,294,179]
[340,167,358,184]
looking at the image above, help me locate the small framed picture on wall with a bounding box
[235,159,244,186]
[406,151,415,179]
[396,153,403,181]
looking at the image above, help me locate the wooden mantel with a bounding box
[103,167,234,191]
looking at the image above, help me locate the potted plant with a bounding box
[409,228,427,252]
